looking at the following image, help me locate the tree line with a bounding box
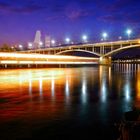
[0,44,18,52]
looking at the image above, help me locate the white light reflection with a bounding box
[39,77,43,101]
[101,80,107,102]
[51,77,55,98]
[109,66,112,87]
[29,79,32,97]
[65,76,70,104]
[99,66,107,103]
[81,78,87,104]
[124,82,130,101]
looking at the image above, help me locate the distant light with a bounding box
[82,35,88,42]
[51,40,55,45]
[102,32,108,39]
[39,42,43,46]
[119,36,122,40]
[126,29,132,39]
[28,43,32,47]
[65,38,70,43]
[100,57,103,61]
[126,29,132,35]
[19,44,23,48]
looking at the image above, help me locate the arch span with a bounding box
[103,44,140,57]
[56,49,101,57]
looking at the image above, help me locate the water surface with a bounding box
[0,65,140,139]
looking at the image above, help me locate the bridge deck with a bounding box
[20,39,140,57]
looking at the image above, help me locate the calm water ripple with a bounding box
[0,64,140,139]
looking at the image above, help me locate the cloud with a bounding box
[0,1,10,8]
[66,9,92,20]
[46,9,94,22]
[97,0,140,26]
[0,1,45,14]
[46,15,65,21]
[99,10,140,25]
[106,0,140,12]
[11,5,45,14]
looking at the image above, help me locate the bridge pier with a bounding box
[99,57,112,65]
[28,64,31,68]
[4,64,7,68]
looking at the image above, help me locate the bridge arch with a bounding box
[56,49,101,57]
[103,44,140,57]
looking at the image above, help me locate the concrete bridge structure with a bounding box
[21,39,140,65]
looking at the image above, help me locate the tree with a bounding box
[0,44,15,52]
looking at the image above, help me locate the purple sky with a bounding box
[0,0,140,45]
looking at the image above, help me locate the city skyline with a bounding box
[0,0,140,45]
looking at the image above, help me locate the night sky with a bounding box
[0,0,140,45]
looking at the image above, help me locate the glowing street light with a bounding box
[28,42,32,48]
[39,42,43,46]
[126,29,132,39]
[19,44,23,48]
[119,36,122,40]
[102,32,108,41]
[51,40,56,45]
[65,38,70,44]
[82,35,88,42]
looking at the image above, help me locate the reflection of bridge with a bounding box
[21,39,140,64]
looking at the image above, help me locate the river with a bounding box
[0,64,140,139]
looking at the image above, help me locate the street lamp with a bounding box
[51,40,56,46]
[19,44,23,48]
[118,36,122,40]
[102,32,108,41]
[65,38,70,44]
[82,35,88,43]
[39,42,43,47]
[126,29,132,39]
[28,42,32,49]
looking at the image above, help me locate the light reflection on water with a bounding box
[0,65,140,125]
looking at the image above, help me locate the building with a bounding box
[33,30,41,49]
[45,36,51,48]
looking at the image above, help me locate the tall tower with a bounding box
[45,35,51,48]
[34,30,41,49]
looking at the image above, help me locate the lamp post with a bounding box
[28,43,32,49]
[102,32,108,41]
[39,42,43,47]
[82,35,88,43]
[126,29,132,39]
[51,40,56,46]
[65,38,70,44]
[19,44,23,49]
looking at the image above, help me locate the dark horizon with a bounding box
[0,0,140,45]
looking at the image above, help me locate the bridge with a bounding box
[20,39,140,65]
[0,39,140,68]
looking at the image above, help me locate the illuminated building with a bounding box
[33,30,41,49]
[45,36,51,48]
